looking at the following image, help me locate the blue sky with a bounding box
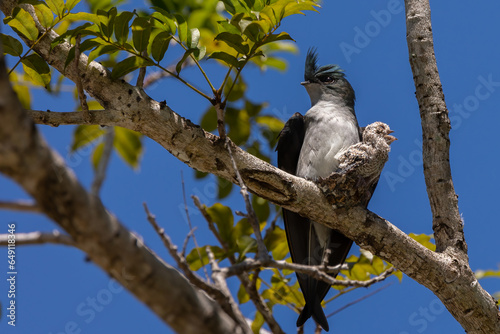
[1,0,500,333]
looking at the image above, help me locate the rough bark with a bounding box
[0,56,246,334]
[1,0,499,332]
[405,1,500,332]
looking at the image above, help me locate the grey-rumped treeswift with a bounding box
[276,49,378,332]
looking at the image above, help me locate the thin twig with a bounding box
[136,51,147,88]
[205,246,251,332]
[193,196,284,334]
[225,138,269,261]
[74,34,89,121]
[142,203,222,298]
[0,200,40,213]
[91,127,114,196]
[181,227,197,257]
[0,230,75,247]
[326,282,393,318]
[181,171,209,281]
[142,203,250,331]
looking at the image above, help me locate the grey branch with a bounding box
[91,127,114,196]
[0,200,40,213]
[142,203,251,333]
[0,230,75,247]
[1,0,498,332]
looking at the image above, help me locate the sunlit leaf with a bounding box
[208,51,239,68]
[151,31,171,62]
[131,16,151,53]
[114,11,134,45]
[21,54,51,88]
[5,8,38,41]
[251,311,265,334]
[174,14,188,43]
[409,233,436,251]
[71,124,105,151]
[114,127,143,168]
[187,28,200,49]
[111,56,153,79]
[214,32,249,55]
[207,203,234,248]
[46,0,65,17]
[65,0,81,12]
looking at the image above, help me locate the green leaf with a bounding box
[91,142,104,170]
[88,44,120,65]
[251,311,265,334]
[217,20,241,34]
[175,48,194,74]
[220,0,250,15]
[96,7,117,38]
[64,12,101,25]
[151,31,171,62]
[9,72,31,109]
[226,107,250,145]
[214,32,249,55]
[174,14,187,43]
[236,235,257,260]
[187,28,200,49]
[65,0,81,12]
[217,176,233,199]
[1,34,23,57]
[409,233,436,251]
[114,127,142,168]
[193,45,206,61]
[264,226,288,260]
[237,283,250,304]
[131,17,151,53]
[208,51,239,68]
[252,195,270,223]
[21,54,51,88]
[32,1,54,28]
[262,31,294,45]
[111,55,153,79]
[46,0,65,17]
[242,22,263,43]
[5,8,39,41]
[151,8,177,33]
[114,11,134,45]
[71,124,105,151]
[200,106,217,131]
[475,269,500,280]
[207,203,234,249]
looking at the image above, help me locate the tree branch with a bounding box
[2,0,498,332]
[0,200,40,213]
[0,50,242,334]
[0,230,75,246]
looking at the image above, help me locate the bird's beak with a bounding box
[385,134,397,144]
[301,80,311,86]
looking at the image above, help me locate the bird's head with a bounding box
[302,48,355,108]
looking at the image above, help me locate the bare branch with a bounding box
[225,138,269,261]
[0,200,40,213]
[181,171,209,280]
[74,35,89,121]
[91,127,114,196]
[0,230,75,247]
[143,203,251,333]
[327,283,393,318]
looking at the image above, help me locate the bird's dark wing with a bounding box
[277,113,331,329]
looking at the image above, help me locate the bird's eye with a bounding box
[321,76,335,83]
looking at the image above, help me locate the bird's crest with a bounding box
[304,48,345,82]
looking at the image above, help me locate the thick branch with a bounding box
[0,55,242,334]
[404,0,464,254]
[0,230,75,247]
[404,1,500,332]
[2,1,499,332]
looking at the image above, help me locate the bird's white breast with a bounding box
[296,101,360,180]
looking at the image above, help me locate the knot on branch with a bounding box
[317,122,396,207]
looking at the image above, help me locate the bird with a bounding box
[276,49,369,331]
